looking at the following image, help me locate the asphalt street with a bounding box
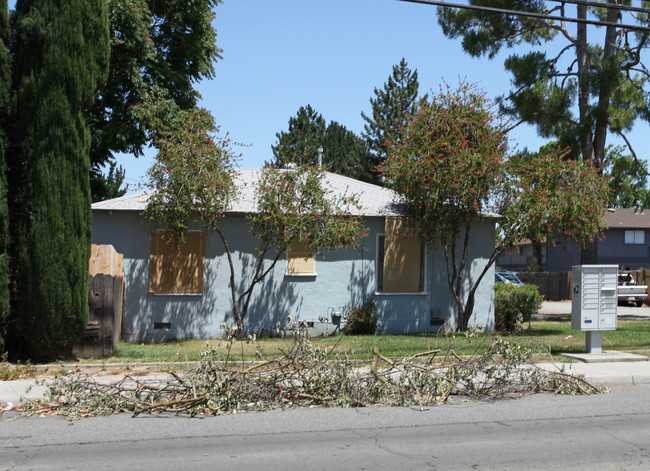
[1,301,649,469]
[2,384,650,470]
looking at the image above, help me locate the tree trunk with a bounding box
[212,225,243,328]
[581,239,599,265]
[459,292,476,332]
[578,1,619,266]
[576,2,593,165]
[592,0,620,173]
[578,0,620,265]
[577,2,596,266]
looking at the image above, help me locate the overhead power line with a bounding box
[397,0,650,33]
[552,0,650,15]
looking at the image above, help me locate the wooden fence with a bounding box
[626,268,650,286]
[517,271,572,301]
[519,269,650,301]
[72,245,124,359]
[89,243,123,277]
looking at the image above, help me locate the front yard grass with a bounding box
[105,317,650,364]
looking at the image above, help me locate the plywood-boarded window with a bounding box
[287,240,315,275]
[148,231,206,294]
[378,217,424,293]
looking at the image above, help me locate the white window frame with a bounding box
[285,240,317,277]
[375,233,427,295]
[625,230,645,245]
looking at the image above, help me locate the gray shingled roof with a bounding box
[91,168,402,217]
[605,208,650,229]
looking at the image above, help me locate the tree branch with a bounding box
[211,224,242,327]
[614,130,649,177]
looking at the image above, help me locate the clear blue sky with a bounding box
[7,0,649,192]
[124,0,553,190]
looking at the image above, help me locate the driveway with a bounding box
[538,300,650,319]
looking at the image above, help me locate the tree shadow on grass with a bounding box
[532,314,571,322]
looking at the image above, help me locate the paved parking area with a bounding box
[538,300,650,319]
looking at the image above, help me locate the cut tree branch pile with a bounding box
[19,327,606,419]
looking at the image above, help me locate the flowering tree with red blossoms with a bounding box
[242,165,365,327]
[380,81,610,332]
[145,107,365,329]
[144,107,238,248]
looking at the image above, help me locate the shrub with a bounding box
[345,299,377,335]
[495,284,544,332]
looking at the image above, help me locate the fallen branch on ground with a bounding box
[19,325,607,419]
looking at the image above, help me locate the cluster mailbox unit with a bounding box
[571,265,618,354]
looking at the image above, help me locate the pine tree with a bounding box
[361,58,420,163]
[604,147,650,209]
[270,105,327,167]
[91,161,127,202]
[7,0,109,360]
[0,0,10,351]
[436,0,650,263]
[270,106,377,183]
[323,121,376,184]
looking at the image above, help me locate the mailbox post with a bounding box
[571,265,618,354]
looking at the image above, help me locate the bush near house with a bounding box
[345,299,378,335]
[495,284,544,332]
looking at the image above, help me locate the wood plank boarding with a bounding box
[89,244,123,276]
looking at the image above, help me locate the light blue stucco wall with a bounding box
[92,210,495,341]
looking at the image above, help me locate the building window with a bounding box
[625,230,645,245]
[377,217,425,293]
[148,231,206,294]
[287,240,315,275]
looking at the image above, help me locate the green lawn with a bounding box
[512,317,650,354]
[106,317,650,364]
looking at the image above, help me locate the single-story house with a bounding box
[91,169,496,342]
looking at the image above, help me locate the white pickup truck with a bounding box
[618,273,648,307]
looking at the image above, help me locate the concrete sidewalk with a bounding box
[0,378,50,407]
[536,354,650,386]
[2,354,649,409]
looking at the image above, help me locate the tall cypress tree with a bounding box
[0,0,10,352]
[8,0,109,360]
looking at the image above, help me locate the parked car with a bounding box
[495,271,524,286]
[618,272,648,307]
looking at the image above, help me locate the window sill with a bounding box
[285,273,317,278]
[374,291,429,296]
[150,293,204,296]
